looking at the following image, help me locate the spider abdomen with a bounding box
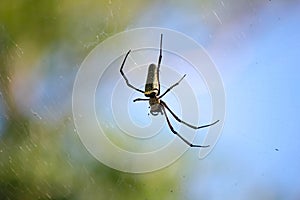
[144,64,160,97]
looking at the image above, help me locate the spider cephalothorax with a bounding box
[149,97,162,116]
[120,34,219,147]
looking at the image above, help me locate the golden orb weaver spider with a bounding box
[120,34,219,147]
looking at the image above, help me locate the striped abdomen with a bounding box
[144,64,160,97]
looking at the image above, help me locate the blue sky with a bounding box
[126,1,300,199]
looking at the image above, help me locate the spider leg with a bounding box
[159,74,186,99]
[120,50,144,93]
[157,34,163,70]
[161,104,209,148]
[160,100,219,129]
[157,34,163,95]
[133,98,149,102]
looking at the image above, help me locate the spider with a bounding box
[120,34,219,147]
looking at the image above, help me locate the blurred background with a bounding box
[1,0,300,199]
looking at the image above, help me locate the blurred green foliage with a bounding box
[0,1,181,199]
